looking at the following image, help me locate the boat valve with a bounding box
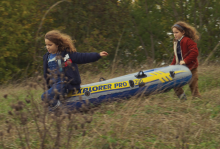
[170,71,175,78]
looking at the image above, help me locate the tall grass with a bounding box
[0,64,220,149]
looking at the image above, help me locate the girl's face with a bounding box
[172,27,185,40]
[45,39,58,54]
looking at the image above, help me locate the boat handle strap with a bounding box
[99,77,106,82]
[135,71,147,78]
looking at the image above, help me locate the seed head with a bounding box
[87,117,93,123]
[35,71,39,75]
[49,80,53,85]
[81,123,85,129]
[15,105,23,111]
[32,83,37,89]
[43,102,49,108]
[47,74,52,78]
[82,130,86,136]
[8,111,13,116]
[53,88,59,94]
[53,75,58,80]
[14,111,19,116]
[60,73,64,79]
[67,60,72,66]
[10,104,16,109]
[36,114,40,118]
[75,124,78,130]
[62,115,66,120]
[37,76,42,81]
[3,94,8,99]
[7,125,12,133]
[55,109,62,117]
[28,83,33,88]
[83,116,88,121]
[25,98,31,104]
[50,113,55,119]
[68,113,72,120]
[56,55,62,60]
[90,109,94,115]
[21,115,28,125]
[59,95,64,101]
[18,101,24,106]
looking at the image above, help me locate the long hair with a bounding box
[172,21,200,42]
[45,30,76,52]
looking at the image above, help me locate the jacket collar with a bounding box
[178,36,184,42]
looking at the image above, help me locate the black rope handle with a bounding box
[99,77,106,82]
[135,71,147,78]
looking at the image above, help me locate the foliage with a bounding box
[0,0,43,82]
[0,0,220,82]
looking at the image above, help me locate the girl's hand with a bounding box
[100,51,108,57]
[180,60,185,65]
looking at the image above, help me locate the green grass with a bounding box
[1,65,220,149]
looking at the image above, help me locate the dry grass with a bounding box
[0,64,220,149]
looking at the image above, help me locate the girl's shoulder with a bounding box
[182,36,196,44]
[182,36,190,41]
[60,50,77,56]
[43,52,49,59]
[60,50,79,60]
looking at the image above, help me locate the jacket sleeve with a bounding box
[43,54,47,80]
[170,43,176,65]
[170,55,176,65]
[43,54,50,88]
[69,52,101,64]
[183,39,199,64]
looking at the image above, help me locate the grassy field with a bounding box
[0,64,220,149]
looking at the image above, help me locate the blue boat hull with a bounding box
[65,65,192,109]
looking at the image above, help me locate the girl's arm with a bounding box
[170,43,176,65]
[183,39,199,64]
[170,55,176,65]
[69,51,108,64]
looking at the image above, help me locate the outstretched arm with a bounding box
[69,51,108,64]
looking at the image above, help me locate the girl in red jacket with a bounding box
[170,21,201,100]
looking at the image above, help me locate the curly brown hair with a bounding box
[172,21,200,42]
[45,30,76,52]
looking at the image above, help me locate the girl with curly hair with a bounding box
[170,21,201,100]
[41,30,108,111]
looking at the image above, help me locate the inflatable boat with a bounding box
[66,65,192,109]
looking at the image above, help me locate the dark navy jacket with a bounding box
[43,50,101,90]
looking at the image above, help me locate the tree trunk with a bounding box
[133,19,149,58]
[172,1,179,21]
[198,1,203,28]
[193,0,197,25]
[150,34,155,60]
[139,36,149,58]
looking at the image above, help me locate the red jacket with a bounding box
[170,36,199,70]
